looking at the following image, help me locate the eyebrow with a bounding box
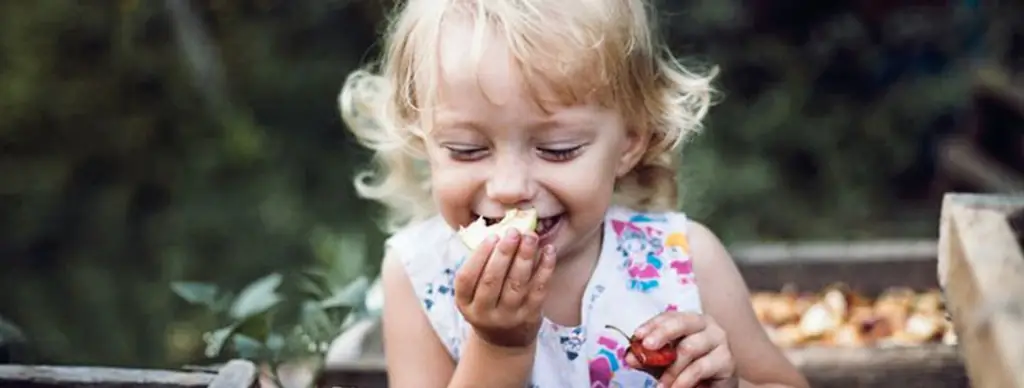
[533,110,600,133]
[431,116,486,134]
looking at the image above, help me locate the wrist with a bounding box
[467,329,537,359]
[448,331,536,388]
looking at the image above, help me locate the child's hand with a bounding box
[453,228,556,349]
[626,312,739,388]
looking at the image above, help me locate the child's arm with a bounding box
[379,250,537,388]
[689,222,811,388]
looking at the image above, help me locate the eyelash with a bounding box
[443,145,584,162]
[446,147,487,161]
[537,145,583,161]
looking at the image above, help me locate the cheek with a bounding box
[429,161,480,222]
[541,153,619,206]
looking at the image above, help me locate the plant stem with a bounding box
[604,325,632,341]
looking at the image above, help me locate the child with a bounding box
[339,0,809,387]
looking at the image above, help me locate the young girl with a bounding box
[339,0,809,387]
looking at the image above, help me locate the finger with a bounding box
[659,332,716,386]
[474,228,521,307]
[523,244,556,311]
[454,234,499,307]
[499,232,539,308]
[624,351,642,369]
[638,313,707,350]
[671,346,733,388]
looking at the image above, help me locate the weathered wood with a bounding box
[206,360,256,388]
[730,239,938,264]
[938,192,1024,388]
[784,345,966,388]
[0,365,214,388]
[0,360,263,388]
[732,239,940,296]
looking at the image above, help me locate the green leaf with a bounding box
[231,334,265,360]
[203,326,234,358]
[265,332,286,353]
[171,282,220,307]
[300,301,334,340]
[0,316,26,345]
[318,275,369,310]
[233,307,273,343]
[230,273,283,319]
[295,269,330,298]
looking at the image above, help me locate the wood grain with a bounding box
[0,365,214,388]
[938,192,1024,388]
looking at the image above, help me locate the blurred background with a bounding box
[1,0,1023,374]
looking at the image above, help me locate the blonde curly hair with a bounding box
[339,0,717,233]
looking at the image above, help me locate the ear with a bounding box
[616,125,650,177]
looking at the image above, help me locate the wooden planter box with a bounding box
[938,193,1024,388]
[321,239,969,388]
[0,359,258,388]
[732,239,967,388]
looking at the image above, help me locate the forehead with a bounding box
[422,15,622,122]
[434,19,555,113]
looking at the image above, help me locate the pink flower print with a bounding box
[626,257,662,293]
[589,335,625,387]
[627,261,660,280]
[670,259,692,275]
[665,304,679,312]
[669,259,695,285]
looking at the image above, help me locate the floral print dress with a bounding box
[389,206,704,387]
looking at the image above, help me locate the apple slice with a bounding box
[457,208,538,250]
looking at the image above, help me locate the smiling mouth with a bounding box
[476,212,564,236]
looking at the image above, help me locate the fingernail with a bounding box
[523,233,537,245]
[506,228,520,240]
[644,337,658,348]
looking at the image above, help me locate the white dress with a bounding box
[388,206,704,387]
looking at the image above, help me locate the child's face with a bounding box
[421,20,647,261]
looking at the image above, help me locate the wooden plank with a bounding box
[788,345,967,388]
[207,360,257,388]
[730,239,938,265]
[938,192,1024,388]
[733,239,941,296]
[0,365,214,388]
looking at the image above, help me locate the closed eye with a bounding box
[538,145,584,162]
[443,145,488,161]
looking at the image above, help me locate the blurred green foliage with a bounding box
[0,0,1018,369]
[0,0,387,367]
[170,233,376,383]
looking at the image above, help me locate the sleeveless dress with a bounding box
[388,206,704,388]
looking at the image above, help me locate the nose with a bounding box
[486,154,534,206]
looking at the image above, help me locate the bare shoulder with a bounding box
[379,249,456,388]
[686,221,746,299]
[686,221,733,276]
[687,221,810,388]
